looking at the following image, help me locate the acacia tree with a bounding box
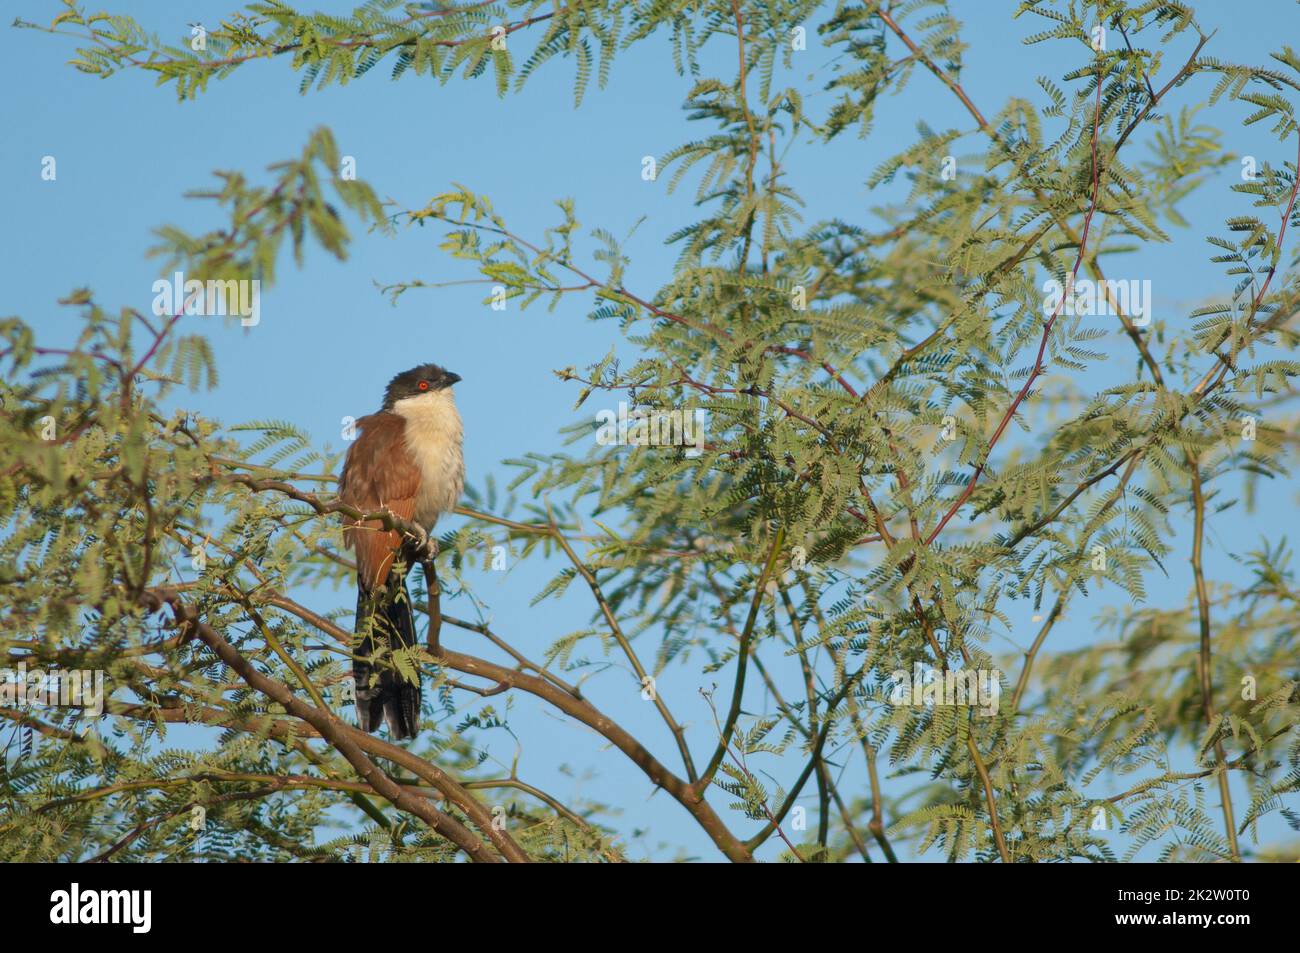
[3,0,1299,862]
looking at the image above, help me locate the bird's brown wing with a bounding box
[339,412,419,592]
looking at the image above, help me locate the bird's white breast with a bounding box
[392,390,465,530]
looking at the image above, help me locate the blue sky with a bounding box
[4,1,1298,860]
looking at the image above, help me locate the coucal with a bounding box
[339,363,464,739]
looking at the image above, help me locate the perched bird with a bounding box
[339,363,464,739]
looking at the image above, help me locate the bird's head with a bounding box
[382,363,462,410]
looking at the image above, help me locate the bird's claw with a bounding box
[406,523,437,561]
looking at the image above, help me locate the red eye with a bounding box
[418,380,430,391]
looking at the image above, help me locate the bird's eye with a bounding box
[418,380,430,391]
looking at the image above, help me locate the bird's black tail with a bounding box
[353,575,421,740]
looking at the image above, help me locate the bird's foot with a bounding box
[405,523,436,561]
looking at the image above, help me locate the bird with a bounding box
[338,362,464,739]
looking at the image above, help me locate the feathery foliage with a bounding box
[4,0,1300,862]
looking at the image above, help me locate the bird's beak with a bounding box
[444,372,462,386]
